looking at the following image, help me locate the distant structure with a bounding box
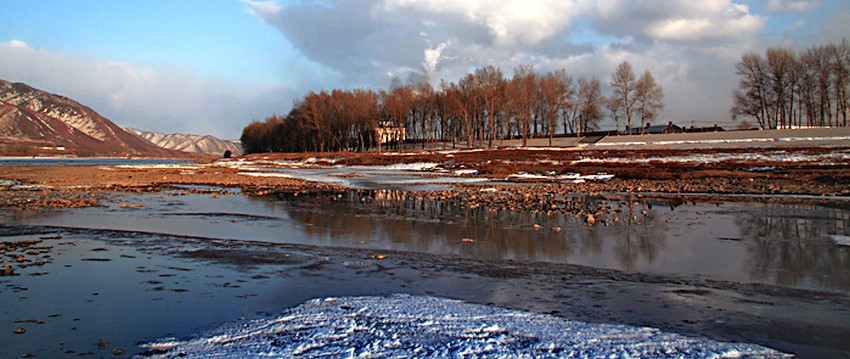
[376,121,405,150]
[684,124,725,133]
[624,122,683,135]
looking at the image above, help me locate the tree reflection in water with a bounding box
[254,190,850,291]
[268,190,668,269]
[611,199,669,271]
[737,203,850,291]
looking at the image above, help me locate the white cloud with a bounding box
[7,39,28,48]
[762,0,820,13]
[384,0,578,46]
[422,39,449,73]
[588,0,764,42]
[0,40,292,139]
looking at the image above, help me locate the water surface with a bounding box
[6,189,849,293]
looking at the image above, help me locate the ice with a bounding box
[142,294,788,358]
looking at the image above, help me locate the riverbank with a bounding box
[1,145,848,212]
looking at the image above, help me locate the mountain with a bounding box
[0,79,186,157]
[124,127,242,156]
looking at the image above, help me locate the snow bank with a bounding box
[142,294,787,358]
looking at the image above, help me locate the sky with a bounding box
[1,0,848,139]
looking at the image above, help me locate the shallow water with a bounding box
[2,189,850,357]
[6,189,850,293]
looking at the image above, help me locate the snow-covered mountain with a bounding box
[0,79,181,156]
[124,128,242,156]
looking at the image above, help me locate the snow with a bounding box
[142,294,788,358]
[572,150,850,166]
[353,162,441,171]
[828,235,850,247]
[508,172,615,181]
[594,135,850,147]
[454,169,479,175]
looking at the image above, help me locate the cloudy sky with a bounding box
[1,0,848,138]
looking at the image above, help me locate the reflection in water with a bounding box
[261,190,850,292]
[7,187,850,292]
[737,204,850,290]
[268,190,668,271]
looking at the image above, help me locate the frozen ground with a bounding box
[143,294,788,358]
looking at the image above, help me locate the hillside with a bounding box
[124,127,242,156]
[0,79,185,157]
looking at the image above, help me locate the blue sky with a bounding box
[1,0,848,138]
[1,1,295,85]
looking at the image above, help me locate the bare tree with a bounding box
[732,52,770,129]
[733,42,850,130]
[509,65,537,147]
[473,66,506,147]
[539,69,573,145]
[766,47,797,128]
[379,85,414,150]
[610,61,637,133]
[576,77,603,134]
[606,96,623,135]
[634,70,664,133]
[830,39,850,126]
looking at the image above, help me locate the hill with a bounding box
[124,127,242,156]
[0,79,185,157]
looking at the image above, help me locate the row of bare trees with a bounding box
[733,40,850,129]
[241,62,663,153]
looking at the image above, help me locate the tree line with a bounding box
[733,39,849,129]
[241,61,664,154]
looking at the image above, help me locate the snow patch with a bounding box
[573,150,850,166]
[508,172,615,181]
[595,135,850,147]
[361,162,441,171]
[828,235,850,247]
[454,169,479,175]
[142,294,788,358]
